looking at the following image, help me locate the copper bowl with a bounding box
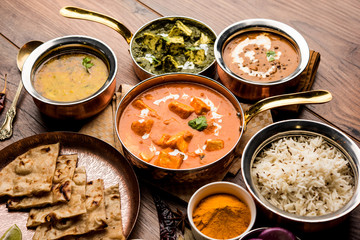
[60,7,217,80]
[115,73,331,183]
[115,73,243,183]
[215,19,310,101]
[241,119,360,232]
[22,35,117,120]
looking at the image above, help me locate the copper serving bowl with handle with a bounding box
[60,6,217,80]
[215,19,310,102]
[115,73,332,183]
[21,35,117,120]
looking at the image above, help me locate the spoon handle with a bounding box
[60,6,133,44]
[244,90,332,125]
[0,81,22,140]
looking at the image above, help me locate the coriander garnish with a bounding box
[82,57,94,73]
[188,115,208,131]
[266,50,276,62]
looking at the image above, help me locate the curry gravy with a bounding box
[34,53,108,102]
[118,83,241,169]
[223,32,299,82]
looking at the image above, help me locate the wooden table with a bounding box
[0,0,359,239]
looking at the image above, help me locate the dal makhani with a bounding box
[33,53,108,102]
[223,32,299,82]
[118,82,241,169]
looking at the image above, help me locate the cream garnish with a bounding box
[153,93,179,105]
[231,34,282,78]
[142,133,149,139]
[169,149,188,160]
[178,61,195,70]
[139,108,149,118]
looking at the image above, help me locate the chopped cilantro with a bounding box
[188,115,208,131]
[82,57,94,73]
[266,50,276,62]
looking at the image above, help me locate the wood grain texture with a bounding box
[139,0,360,141]
[0,0,360,239]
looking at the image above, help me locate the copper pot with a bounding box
[215,19,310,101]
[60,6,217,80]
[115,73,331,183]
[21,35,117,120]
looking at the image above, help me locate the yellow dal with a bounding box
[34,53,109,102]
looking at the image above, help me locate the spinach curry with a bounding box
[131,19,216,75]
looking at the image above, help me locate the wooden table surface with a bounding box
[0,0,359,239]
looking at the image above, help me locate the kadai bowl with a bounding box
[22,35,117,120]
[60,6,217,80]
[215,19,310,101]
[115,73,331,183]
[241,119,360,232]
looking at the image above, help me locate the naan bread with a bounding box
[27,167,87,228]
[0,143,60,197]
[7,154,78,210]
[77,184,125,240]
[33,179,107,239]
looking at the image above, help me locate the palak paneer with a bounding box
[132,19,216,75]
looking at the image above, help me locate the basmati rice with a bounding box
[251,135,354,216]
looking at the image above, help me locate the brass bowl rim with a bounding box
[214,18,310,86]
[21,35,117,106]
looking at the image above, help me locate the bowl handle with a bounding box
[244,90,332,125]
[60,6,133,44]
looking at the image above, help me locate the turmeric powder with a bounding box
[192,193,251,239]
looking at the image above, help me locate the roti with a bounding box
[33,178,107,239]
[27,167,87,228]
[78,184,126,239]
[0,143,60,197]
[6,154,78,210]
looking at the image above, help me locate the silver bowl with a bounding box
[241,119,360,232]
[215,19,310,101]
[22,35,117,120]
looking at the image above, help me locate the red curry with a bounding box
[118,83,241,169]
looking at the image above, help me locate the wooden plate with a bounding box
[0,132,140,239]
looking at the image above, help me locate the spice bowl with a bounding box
[187,181,256,240]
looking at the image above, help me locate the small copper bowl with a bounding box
[215,19,310,101]
[22,35,117,120]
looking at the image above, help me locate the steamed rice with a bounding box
[252,135,354,216]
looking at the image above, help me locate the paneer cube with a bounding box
[154,149,183,169]
[139,152,155,162]
[132,99,149,110]
[205,139,224,151]
[154,134,171,148]
[132,99,159,118]
[131,119,154,136]
[168,101,194,119]
[190,97,211,115]
[165,131,193,152]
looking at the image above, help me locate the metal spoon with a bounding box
[0,41,43,140]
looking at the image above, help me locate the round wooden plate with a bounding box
[0,132,140,239]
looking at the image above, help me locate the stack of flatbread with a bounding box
[0,143,126,240]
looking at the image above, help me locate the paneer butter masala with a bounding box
[119,83,241,169]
